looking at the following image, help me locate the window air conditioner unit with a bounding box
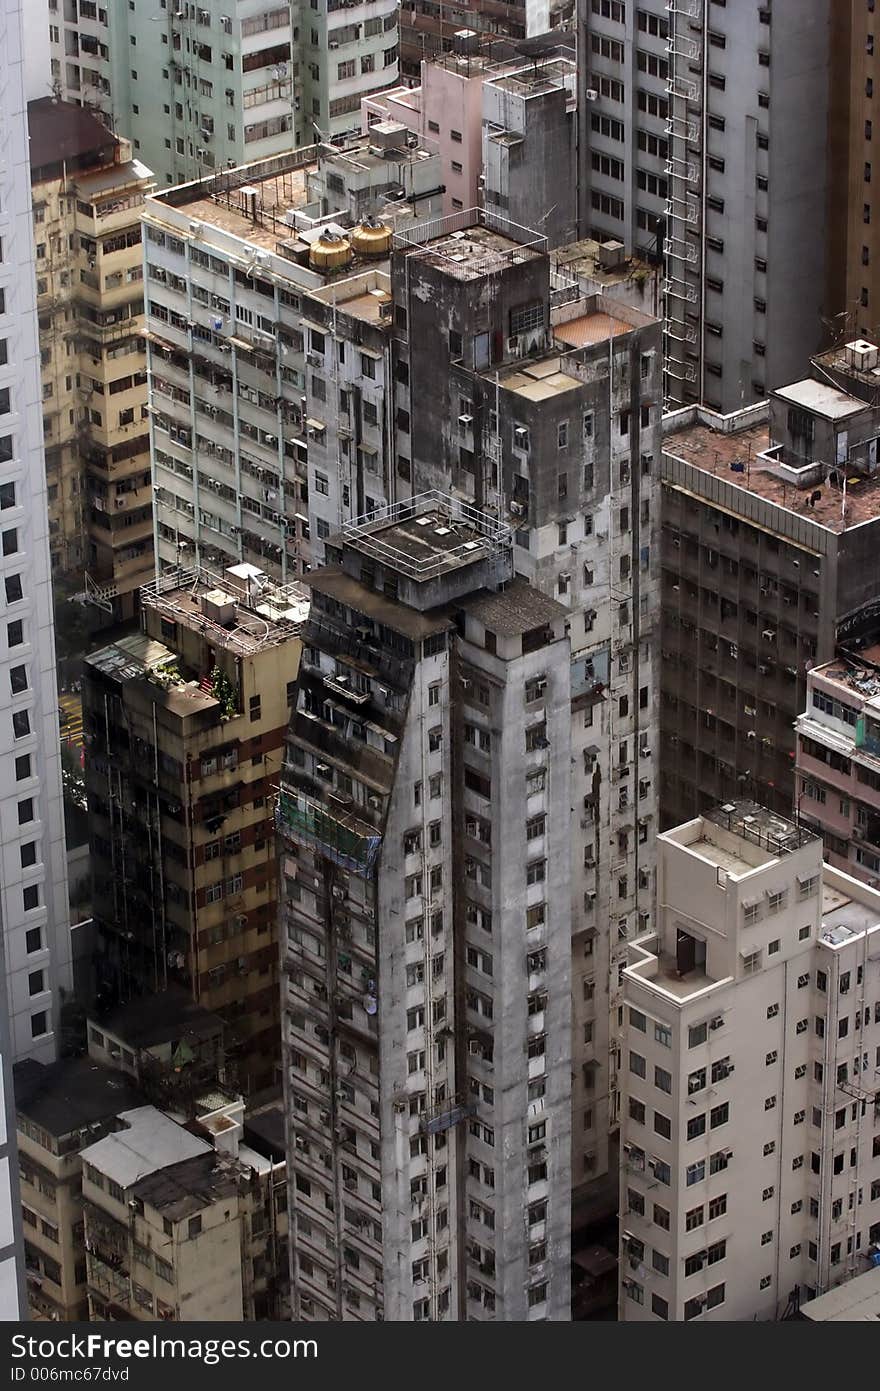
[458,414,473,427]
[709,1016,724,1030]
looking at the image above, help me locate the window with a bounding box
[629,1098,646,1125]
[687,1115,706,1141]
[654,1022,672,1048]
[686,1205,704,1232]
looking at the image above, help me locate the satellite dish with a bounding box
[363,994,378,1016]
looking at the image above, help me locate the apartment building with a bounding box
[619,802,880,1321]
[795,654,880,887]
[279,494,572,1320]
[827,1,880,341]
[660,362,880,831]
[481,54,577,248]
[362,42,577,229]
[82,1098,288,1321]
[13,1056,143,1321]
[28,98,154,620]
[363,49,489,215]
[82,561,306,1095]
[139,176,661,1246]
[0,0,73,1320]
[46,0,399,178]
[0,6,72,1072]
[579,0,831,410]
[293,0,400,142]
[141,139,443,583]
[389,215,661,1231]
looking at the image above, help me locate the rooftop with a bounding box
[663,417,880,532]
[13,1059,143,1139]
[151,155,317,254]
[131,1150,237,1218]
[340,492,510,581]
[494,354,583,400]
[27,98,117,176]
[662,801,815,879]
[799,1264,880,1320]
[309,270,393,324]
[140,563,309,656]
[808,656,880,708]
[773,378,866,421]
[553,311,633,350]
[80,1106,210,1189]
[92,988,224,1053]
[485,57,576,100]
[551,238,657,288]
[818,882,880,947]
[393,208,546,281]
[814,342,880,395]
[462,574,567,637]
[74,158,154,198]
[704,801,816,857]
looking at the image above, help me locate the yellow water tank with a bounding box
[308,229,353,271]
[350,217,393,258]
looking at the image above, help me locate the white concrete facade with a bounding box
[0,0,72,1321]
[0,0,71,1068]
[619,803,880,1321]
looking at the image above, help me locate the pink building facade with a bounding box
[795,658,880,884]
[362,57,488,215]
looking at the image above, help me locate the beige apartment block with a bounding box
[82,1100,288,1322]
[13,1056,143,1321]
[28,97,153,621]
[619,802,880,1322]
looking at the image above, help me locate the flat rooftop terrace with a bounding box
[819,883,880,946]
[167,167,313,253]
[142,564,308,656]
[341,492,509,581]
[554,310,633,349]
[811,657,880,707]
[551,238,656,287]
[664,420,880,531]
[310,272,393,324]
[394,208,547,281]
[494,354,582,400]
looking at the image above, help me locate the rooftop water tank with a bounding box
[350,217,393,258]
[309,229,353,271]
